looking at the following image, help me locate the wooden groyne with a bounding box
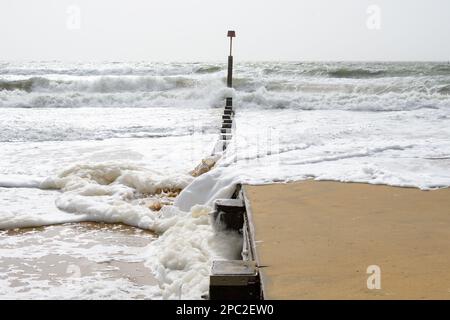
[211,31,236,156]
[207,31,263,300]
[209,185,262,300]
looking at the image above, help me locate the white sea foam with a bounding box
[0,277,161,300]
[0,188,84,230]
[0,174,43,188]
[39,163,194,229]
[142,205,243,299]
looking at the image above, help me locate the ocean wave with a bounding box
[0,75,198,93]
[327,68,386,78]
[0,62,219,77]
[438,84,450,95]
[257,62,450,78]
[237,87,450,111]
[0,77,48,92]
[1,82,449,110]
[194,65,222,74]
[233,77,450,96]
[0,76,231,108]
[431,64,450,73]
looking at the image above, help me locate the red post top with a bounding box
[227,30,236,38]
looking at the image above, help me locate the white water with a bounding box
[1,61,450,299]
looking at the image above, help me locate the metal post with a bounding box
[227,30,236,88]
[229,37,233,56]
[227,56,233,88]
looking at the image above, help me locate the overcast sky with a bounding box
[1,0,449,61]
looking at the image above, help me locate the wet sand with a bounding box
[0,223,158,299]
[244,181,450,299]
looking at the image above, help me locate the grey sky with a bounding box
[1,0,449,61]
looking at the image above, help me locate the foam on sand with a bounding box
[0,188,84,230]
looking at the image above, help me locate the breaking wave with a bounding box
[0,76,197,93]
[0,78,42,92]
[237,87,450,112]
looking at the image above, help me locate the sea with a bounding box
[1,61,449,299]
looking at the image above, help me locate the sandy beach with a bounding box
[244,181,450,299]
